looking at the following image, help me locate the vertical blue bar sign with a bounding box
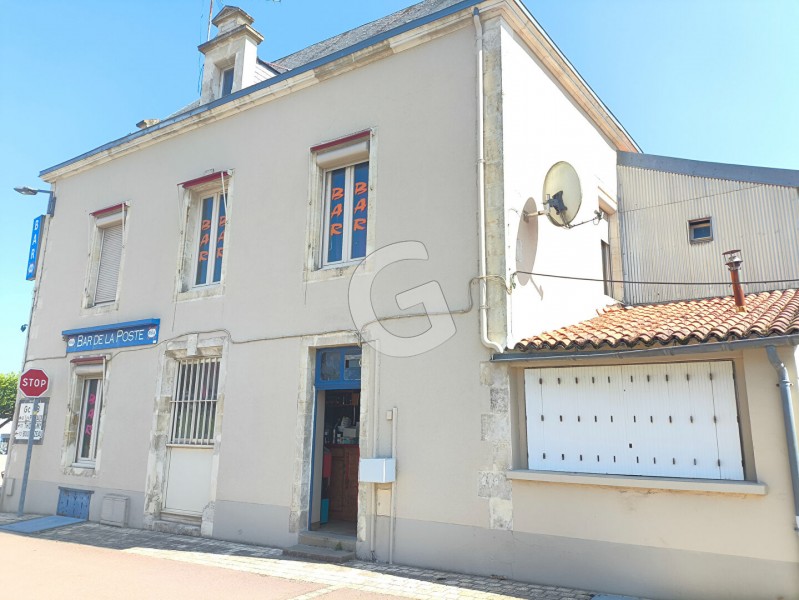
[26,215,44,281]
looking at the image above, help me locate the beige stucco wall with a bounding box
[497,347,799,599]
[2,18,493,549]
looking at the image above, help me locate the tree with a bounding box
[0,373,18,429]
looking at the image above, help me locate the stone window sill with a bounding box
[507,469,767,496]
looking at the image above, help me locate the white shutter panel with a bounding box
[93,223,123,304]
[525,362,743,480]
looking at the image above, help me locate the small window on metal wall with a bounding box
[169,357,220,446]
[688,218,713,243]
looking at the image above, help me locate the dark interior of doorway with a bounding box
[318,389,359,535]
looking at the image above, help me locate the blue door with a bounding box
[57,487,92,519]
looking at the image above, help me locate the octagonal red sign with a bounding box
[19,368,49,397]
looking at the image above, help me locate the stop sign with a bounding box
[19,368,50,398]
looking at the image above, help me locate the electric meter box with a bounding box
[359,458,396,483]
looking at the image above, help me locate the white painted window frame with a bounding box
[75,377,103,466]
[175,175,232,301]
[304,130,377,282]
[191,191,227,288]
[321,163,366,268]
[67,360,107,471]
[84,206,127,311]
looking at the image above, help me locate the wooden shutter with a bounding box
[525,361,744,480]
[93,223,123,304]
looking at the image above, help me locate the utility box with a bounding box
[359,458,396,483]
[100,494,129,527]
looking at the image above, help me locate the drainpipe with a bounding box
[388,406,398,564]
[766,345,799,531]
[473,7,503,354]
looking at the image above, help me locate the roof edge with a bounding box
[492,333,799,363]
[619,151,799,187]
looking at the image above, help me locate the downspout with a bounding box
[766,345,799,531]
[388,406,398,564]
[473,7,503,354]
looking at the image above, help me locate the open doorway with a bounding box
[310,347,361,537]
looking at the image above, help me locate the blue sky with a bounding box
[1,0,797,373]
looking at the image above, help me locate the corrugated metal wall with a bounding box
[619,165,799,305]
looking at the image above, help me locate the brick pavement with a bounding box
[0,514,610,600]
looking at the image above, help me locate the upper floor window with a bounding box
[311,132,371,269]
[86,204,126,308]
[323,162,369,266]
[177,171,231,297]
[194,192,227,287]
[689,217,713,243]
[220,68,234,97]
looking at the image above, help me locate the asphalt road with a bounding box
[0,531,396,599]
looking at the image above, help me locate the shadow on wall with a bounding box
[514,196,542,299]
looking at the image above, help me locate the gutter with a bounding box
[765,346,799,532]
[491,333,799,363]
[40,0,483,178]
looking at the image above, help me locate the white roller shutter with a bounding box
[525,361,744,480]
[93,223,123,304]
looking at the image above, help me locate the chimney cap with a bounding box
[723,249,743,270]
[212,6,255,28]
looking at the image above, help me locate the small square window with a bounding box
[689,218,713,243]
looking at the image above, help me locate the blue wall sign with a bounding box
[62,319,160,353]
[26,215,45,281]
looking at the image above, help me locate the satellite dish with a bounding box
[542,161,582,227]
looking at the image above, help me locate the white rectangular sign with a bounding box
[14,398,49,444]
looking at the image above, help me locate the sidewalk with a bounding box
[0,513,608,600]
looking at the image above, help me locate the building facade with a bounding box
[4,2,798,599]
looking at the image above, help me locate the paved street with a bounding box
[0,514,601,600]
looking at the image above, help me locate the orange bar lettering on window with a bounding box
[216,248,224,258]
[219,216,227,227]
[353,218,366,231]
[330,203,343,218]
[330,223,343,236]
[217,231,225,243]
[354,182,368,195]
[354,198,367,213]
[199,251,209,262]
[332,187,344,200]
[201,219,212,231]
[200,234,210,246]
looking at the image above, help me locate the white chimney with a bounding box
[198,6,264,104]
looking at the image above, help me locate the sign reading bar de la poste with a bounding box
[62,319,160,353]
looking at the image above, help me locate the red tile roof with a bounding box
[516,289,799,352]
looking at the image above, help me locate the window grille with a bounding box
[169,357,220,446]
